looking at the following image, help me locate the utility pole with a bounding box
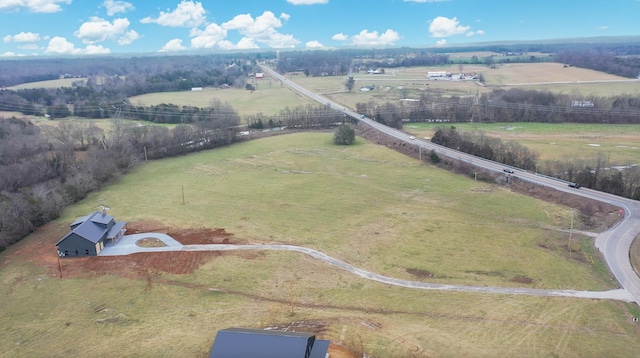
[568,208,574,259]
[287,280,295,315]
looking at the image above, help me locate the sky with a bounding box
[0,0,638,57]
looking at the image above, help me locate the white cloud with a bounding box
[286,0,328,4]
[75,17,138,45]
[466,30,484,37]
[0,0,71,13]
[596,25,608,31]
[140,0,206,27]
[159,39,186,52]
[4,31,41,43]
[190,23,227,49]
[117,30,140,45]
[45,36,110,55]
[350,29,400,46]
[1,51,18,56]
[435,39,447,47]
[305,40,323,48]
[236,37,259,49]
[332,33,348,41]
[103,0,134,16]
[222,11,299,48]
[429,16,471,37]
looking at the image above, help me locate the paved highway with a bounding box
[260,64,640,305]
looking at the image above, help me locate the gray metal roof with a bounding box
[107,221,126,239]
[209,328,329,358]
[56,212,126,246]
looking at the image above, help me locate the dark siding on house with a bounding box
[56,233,96,257]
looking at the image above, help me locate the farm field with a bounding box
[2,132,638,357]
[405,122,640,166]
[128,82,312,117]
[289,62,639,111]
[5,77,88,90]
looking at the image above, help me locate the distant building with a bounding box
[571,100,595,107]
[56,211,127,257]
[427,71,447,78]
[255,72,264,79]
[209,327,330,358]
[191,87,203,91]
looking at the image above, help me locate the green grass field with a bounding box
[6,77,88,90]
[128,84,312,117]
[2,133,638,357]
[405,122,640,166]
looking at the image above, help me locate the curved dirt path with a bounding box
[183,244,633,302]
[100,234,633,302]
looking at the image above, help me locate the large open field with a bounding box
[289,62,639,110]
[405,122,640,166]
[2,133,639,357]
[128,79,312,117]
[5,77,88,90]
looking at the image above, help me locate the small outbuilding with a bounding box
[55,211,127,257]
[209,327,330,358]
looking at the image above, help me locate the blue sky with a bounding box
[1,0,638,57]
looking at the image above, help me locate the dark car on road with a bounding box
[568,183,581,188]
[503,168,514,174]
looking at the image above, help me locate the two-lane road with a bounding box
[260,64,640,305]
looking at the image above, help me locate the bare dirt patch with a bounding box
[10,221,249,280]
[511,276,533,284]
[406,268,434,278]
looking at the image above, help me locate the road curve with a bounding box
[260,64,640,305]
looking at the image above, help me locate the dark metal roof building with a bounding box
[209,327,330,358]
[55,211,127,257]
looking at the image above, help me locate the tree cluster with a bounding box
[431,126,538,170]
[245,104,347,130]
[333,124,355,145]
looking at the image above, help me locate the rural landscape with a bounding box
[2,39,640,357]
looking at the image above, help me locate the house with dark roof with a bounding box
[55,211,127,257]
[209,327,330,358]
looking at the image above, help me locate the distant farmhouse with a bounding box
[55,211,127,257]
[209,328,330,358]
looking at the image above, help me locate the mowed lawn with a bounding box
[1,132,639,357]
[406,122,640,166]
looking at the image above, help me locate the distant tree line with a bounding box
[0,54,264,122]
[556,49,640,78]
[359,88,640,126]
[0,53,272,88]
